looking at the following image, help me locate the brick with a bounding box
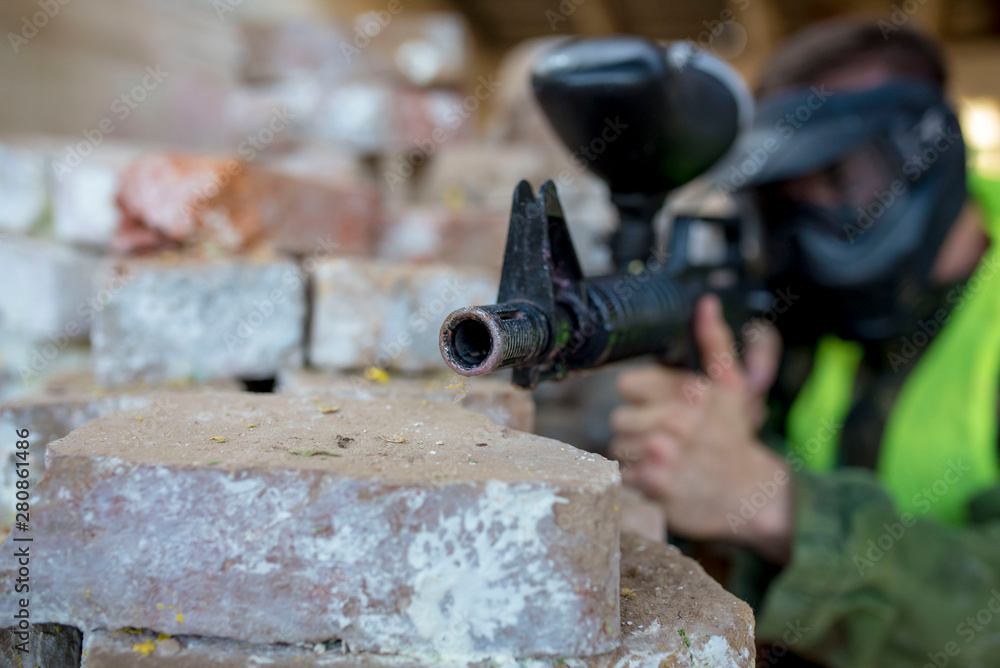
[417,144,615,274]
[311,84,470,157]
[365,13,469,88]
[276,369,534,433]
[0,373,241,527]
[0,142,49,235]
[0,235,102,340]
[620,485,667,543]
[419,143,551,211]
[114,153,380,256]
[224,84,309,153]
[0,624,82,668]
[74,534,754,667]
[377,205,508,269]
[92,257,305,386]
[0,392,145,530]
[612,533,755,666]
[240,20,353,84]
[0,330,92,403]
[0,390,621,657]
[311,81,399,155]
[310,258,497,372]
[52,142,140,248]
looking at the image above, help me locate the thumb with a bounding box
[694,294,743,390]
[743,320,782,395]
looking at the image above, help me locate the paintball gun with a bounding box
[439,37,773,389]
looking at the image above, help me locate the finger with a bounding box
[617,366,699,405]
[742,319,782,395]
[608,436,648,470]
[609,403,698,440]
[643,433,680,466]
[694,294,743,390]
[634,435,680,498]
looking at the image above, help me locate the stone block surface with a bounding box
[310,258,497,372]
[92,257,306,386]
[611,533,755,666]
[73,534,754,667]
[0,391,620,658]
[0,373,241,526]
[0,623,82,668]
[276,369,535,433]
[0,235,102,340]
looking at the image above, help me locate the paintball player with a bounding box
[609,20,1000,667]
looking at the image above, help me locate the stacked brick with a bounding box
[0,390,754,666]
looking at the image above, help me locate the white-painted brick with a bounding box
[92,257,305,386]
[310,258,497,372]
[0,391,621,658]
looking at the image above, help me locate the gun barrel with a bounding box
[439,302,552,376]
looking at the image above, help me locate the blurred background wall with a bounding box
[2,0,999,451]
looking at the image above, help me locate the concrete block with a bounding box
[0,235,102,340]
[73,534,754,667]
[0,390,621,658]
[276,369,534,433]
[310,258,497,373]
[92,257,305,386]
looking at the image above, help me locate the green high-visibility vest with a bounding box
[786,170,1000,525]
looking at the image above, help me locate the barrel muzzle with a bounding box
[439,302,551,376]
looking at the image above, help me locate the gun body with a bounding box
[440,37,766,389]
[440,181,769,389]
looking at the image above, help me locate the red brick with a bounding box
[114,153,381,256]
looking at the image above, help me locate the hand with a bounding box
[608,295,792,563]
